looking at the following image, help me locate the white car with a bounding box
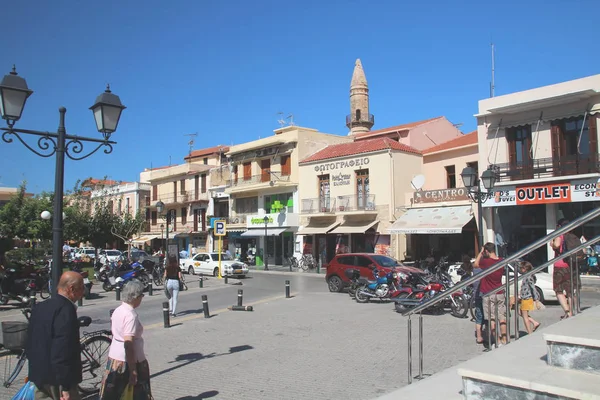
[180,252,249,277]
[74,247,96,260]
[98,249,123,264]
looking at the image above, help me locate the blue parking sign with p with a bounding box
[215,220,226,236]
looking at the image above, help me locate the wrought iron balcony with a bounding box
[226,173,291,188]
[491,153,600,182]
[184,189,210,203]
[301,198,336,214]
[346,113,375,129]
[336,194,376,212]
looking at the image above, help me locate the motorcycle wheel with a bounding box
[348,284,356,298]
[394,292,411,313]
[153,273,163,287]
[40,282,50,299]
[139,274,150,289]
[355,286,370,303]
[450,294,468,319]
[102,281,113,292]
[0,295,8,305]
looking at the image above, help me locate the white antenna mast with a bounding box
[276,112,286,127]
[286,114,296,126]
[184,132,198,162]
[490,42,496,98]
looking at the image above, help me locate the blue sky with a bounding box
[1,0,598,193]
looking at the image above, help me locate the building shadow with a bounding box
[150,345,254,379]
[176,390,219,399]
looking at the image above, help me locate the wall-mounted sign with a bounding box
[413,187,469,204]
[313,157,370,173]
[246,212,299,228]
[482,177,600,208]
[332,172,351,187]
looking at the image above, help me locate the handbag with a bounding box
[120,384,134,400]
[11,381,35,400]
[535,300,545,310]
[554,236,570,268]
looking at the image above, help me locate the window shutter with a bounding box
[506,128,516,165]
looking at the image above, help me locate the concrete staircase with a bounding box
[378,305,600,400]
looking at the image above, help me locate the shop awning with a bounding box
[228,228,247,233]
[240,228,288,237]
[329,220,379,234]
[298,221,340,235]
[389,205,473,234]
[131,234,159,244]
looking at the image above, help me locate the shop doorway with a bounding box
[496,204,547,265]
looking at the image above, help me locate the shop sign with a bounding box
[313,157,370,173]
[482,177,600,208]
[246,212,299,228]
[332,172,351,187]
[413,187,469,204]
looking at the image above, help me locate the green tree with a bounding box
[0,182,28,240]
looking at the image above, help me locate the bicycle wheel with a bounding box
[39,281,50,299]
[299,258,309,271]
[153,270,163,286]
[0,348,27,388]
[79,335,111,394]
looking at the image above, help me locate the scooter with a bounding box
[0,269,37,305]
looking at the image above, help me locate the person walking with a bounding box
[164,255,183,317]
[99,279,153,399]
[26,271,85,400]
[550,218,575,319]
[518,261,541,334]
[474,243,507,346]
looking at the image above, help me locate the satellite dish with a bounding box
[411,174,426,190]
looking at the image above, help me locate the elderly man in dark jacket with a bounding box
[26,271,85,400]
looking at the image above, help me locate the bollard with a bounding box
[202,294,210,318]
[77,298,83,307]
[199,277,203,288]
[162,301,170,328]
[148,282,153,296]
[230,305,253,311]
[285,280,290,298]
[224,274,228,284]
[237,289,243,307]
[29,295,36,308]
[115,286,121,301]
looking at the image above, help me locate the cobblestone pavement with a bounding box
[1,281,599,400]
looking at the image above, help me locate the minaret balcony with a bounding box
[346,113,375,129]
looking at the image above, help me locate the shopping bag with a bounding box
[120,384,134,400]
[11,381,35,400]
[535,300,546,311]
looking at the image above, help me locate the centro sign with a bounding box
[314,157,370,173]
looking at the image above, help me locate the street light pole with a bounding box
[263,215,269,271]
[0,66,126,298]
[460,167,497,251]
[156,202,169,262]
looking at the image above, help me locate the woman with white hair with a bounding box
[99,279,153,399]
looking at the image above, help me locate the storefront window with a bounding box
[496,204,547,264]
[235,197,258,214]
[558,201,600,239]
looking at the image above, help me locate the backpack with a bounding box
[563,233,585,263]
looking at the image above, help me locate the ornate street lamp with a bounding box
[461,167,497,249]
[263,215,269,271]
[0,65,126,297]
[156,201,172,262]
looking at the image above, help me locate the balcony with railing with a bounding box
[346,113,375,129]
[491,153,600,182]
[301,197,336,215]
[225,173,293,192]
[336,194,377,213]
[184,189,210,203]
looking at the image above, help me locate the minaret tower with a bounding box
[346,58,374,135]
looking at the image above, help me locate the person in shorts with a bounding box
[518,261,541,334]
[474,243,507,345]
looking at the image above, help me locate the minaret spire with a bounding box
[347,58,374,135]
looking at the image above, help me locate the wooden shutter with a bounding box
[194,175,199,200]
[506,128,517,166]
[261,159,270,182]
[201,174,206,193]
[243,163,251,180]
[152,185,157,201]
[281,155,291,176]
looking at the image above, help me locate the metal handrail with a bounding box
[482,235,600,299]
[404,205,600,384]
[402,206,600,317]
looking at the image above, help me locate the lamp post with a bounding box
[263,215,269,271]
[156,201,171,262]
[160,223,165,255]
[1,66,126,297]
[460,167,497,249]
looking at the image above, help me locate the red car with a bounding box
[325,253,424,292]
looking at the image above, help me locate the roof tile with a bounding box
[300,137,421,164]
[184,145,229,160]
[423,131,478,154]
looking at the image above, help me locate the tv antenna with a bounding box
[453,122,464,129]
[277,112,286,127]
[490,42,496,98]
[184,133,198,161]
[276,112,296,127]
[287,114,296,126]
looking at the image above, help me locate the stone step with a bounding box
[458,309,600,399]
[543,306,600,374]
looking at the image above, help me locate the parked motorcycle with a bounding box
[354,267,402,303]
[96,261,149,291]
[0,268,37,305]
[392,266,468,318]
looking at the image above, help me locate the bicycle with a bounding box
[286,256,299,269]
[298,254,316,271]
[0,309,112,394]
[152,263,164,286]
